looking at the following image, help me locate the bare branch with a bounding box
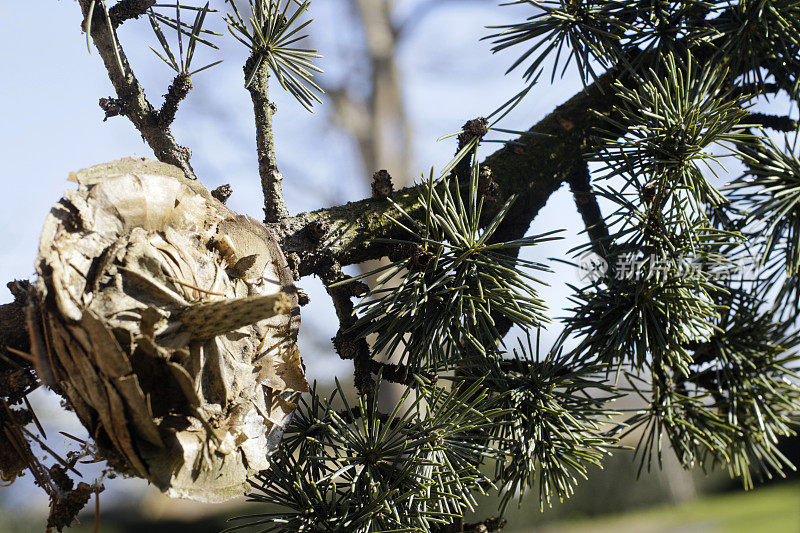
[78,0,196,179]
[245,56,289,222]
[747,112,799,132]
[567,159,610,258]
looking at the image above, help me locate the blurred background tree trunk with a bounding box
[325,0,412,182]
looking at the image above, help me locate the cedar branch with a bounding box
[245,56,289,223]
[567,159,610,258]
[320,264,374,396]
[747,112,799,132]
[77,0,196,179]
[269,71,616,278]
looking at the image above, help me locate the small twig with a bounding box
[4,425,52,493]
[321,263,374,397]
[567,159,610,258]
[245,54,289,223]
[23,396,46,439]
[159,73,193,128]
[1,400,53,494]
[59,431,87,445]
[93,483,103,533]
[21,427,84,478]
[5,346,35,363]
[78,0,196,178]
[367,360,436,386]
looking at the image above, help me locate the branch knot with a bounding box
[109,0,156,27]
[371,169,394,199]
[99,97,126,121]
[459,117,489,147]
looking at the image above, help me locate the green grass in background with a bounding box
[531,481,800,533]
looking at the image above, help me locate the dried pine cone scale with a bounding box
[31,158,307,502]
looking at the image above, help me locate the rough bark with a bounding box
[78,0,196,178]
[0,281,31,357]
[246,57,289,223]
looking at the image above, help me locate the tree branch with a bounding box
[320,263,374,397]
[78,0,196,179]
[245,56,289,223]
[747,112,799,132]
[159,73,192,128]
[367,360,436,385]
[567,159,610,258]
[0,72,617,402]
[270,71,617,278]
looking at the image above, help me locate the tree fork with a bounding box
[78,0,196,179]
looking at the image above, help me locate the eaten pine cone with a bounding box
[30,158,308,502]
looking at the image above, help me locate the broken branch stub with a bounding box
[31,158,308,502]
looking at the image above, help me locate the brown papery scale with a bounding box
[29,158,308,502]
